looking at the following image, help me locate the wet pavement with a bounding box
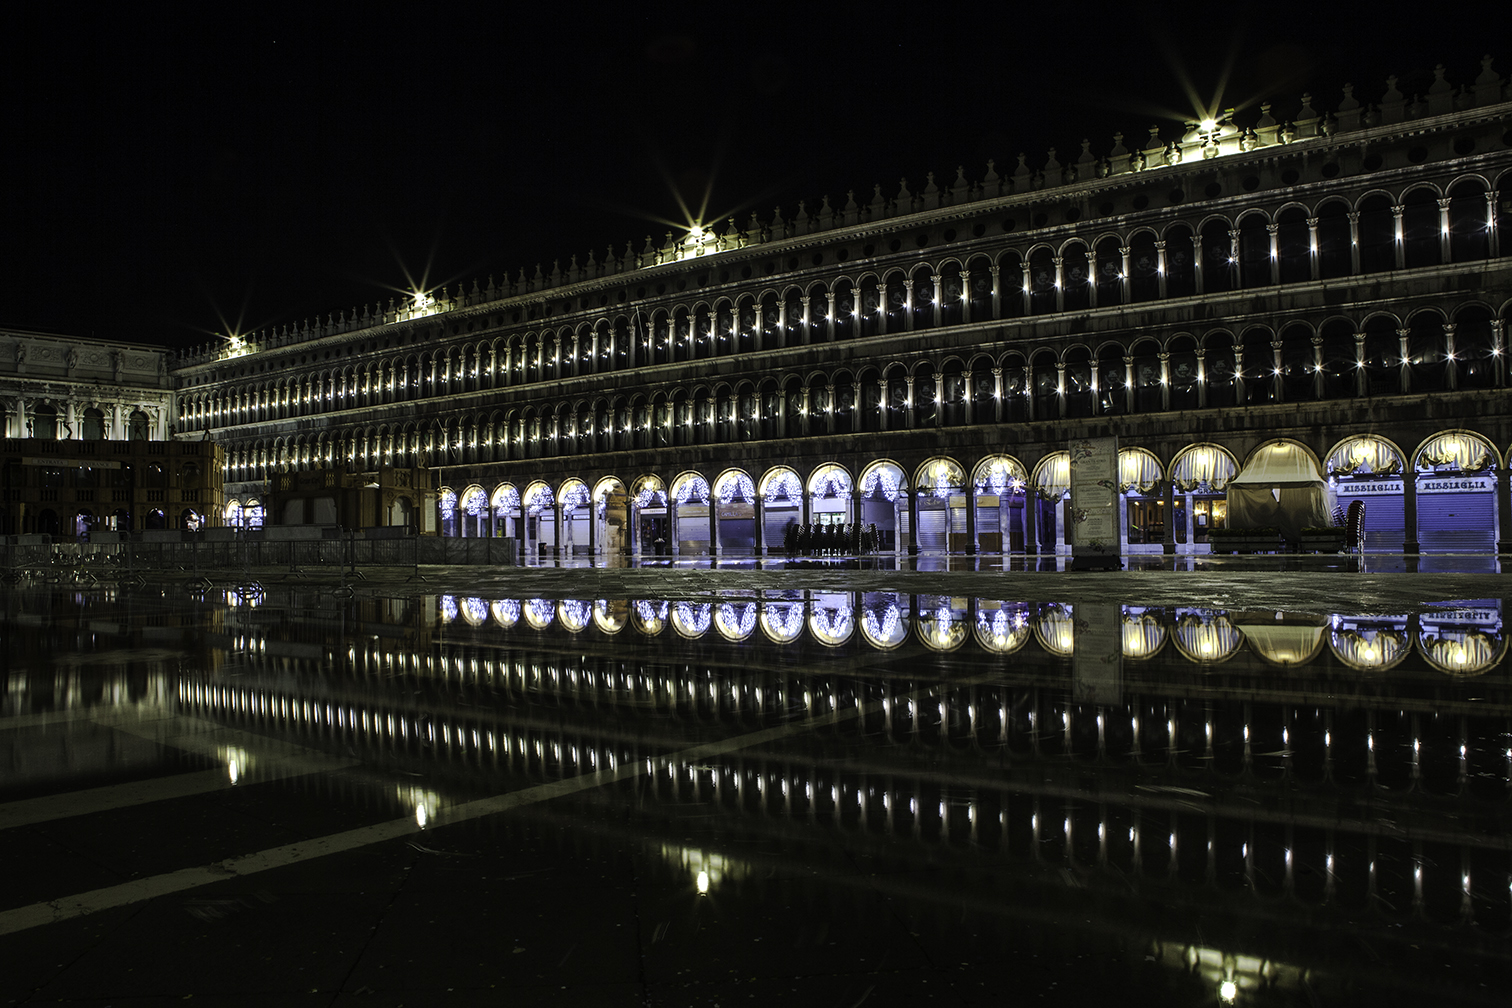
[1,565,1509,1006]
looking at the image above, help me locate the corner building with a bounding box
[173,58,1512,565]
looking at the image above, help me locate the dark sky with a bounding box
[3,4,1496,350]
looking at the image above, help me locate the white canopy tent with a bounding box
[1226,442,1335,542]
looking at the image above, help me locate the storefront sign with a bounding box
[22,457,122,469]
[977,495,1000,507]
[1334,480,1403,495]
[1418,476,1495,494]
[1335,476,1494,495]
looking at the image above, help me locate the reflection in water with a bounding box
[4,586,1510,1005]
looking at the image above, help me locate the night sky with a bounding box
[3,5,1497,351]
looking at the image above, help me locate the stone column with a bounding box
[1398,328,1413,393]
[903,281,915,331]
[1307,217,1321,279]
[824,386,836,434]
[991,368,1003,423]
[1154,241,1168,298]
[824,292,836,342]
[1119,246,1132,302]
[1438,198,1453,262]
[904,377,916,428]
[1191,233,1205,294]
[708,491,721,558]
[1267,223,1280,284]
[1025,487,1039,554]
[1493,320,1506,387]
[1052,258,1065,312]
[1271,339,1285,402]
[669,498,680,557]
[876,379,889,431]
[552,503,565,559]
[1486,191,1501,259]
[1227,229,1242,287]
[1159,352,1171,411]
[1355,331,1369,396]
[962,370,974,425]
[932,373,944,427]
[1162,478,1176,555]
[964,488,977,556]
[752,304,764,353]
[1403,472,1420,554]
[960,270,972,324]
[874,283,887,335]
[799,295,812,345]
[799,387,811,438]
[1312,336,1325,399]
[1195,351,1207,409]
[907,492,920,557]
[1347,212,1362,273]
[1055,363,1067,418]
[1497,465,1512,556]
[754,495,767,556]
[1444,322,1458,390]
[989,265,1001,319]
[1018,262,1031,315]
[1392,205,1406,269]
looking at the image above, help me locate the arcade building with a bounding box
[16,57,1512,562]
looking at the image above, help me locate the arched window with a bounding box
[32,403,58,439]
[129,410,150,441]
[82,408,105,441]
[1357,194,1396,273]
[1276,207,1311,284]
[1316,200,1352,279]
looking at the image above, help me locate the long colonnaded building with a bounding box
[167,56,1512,564]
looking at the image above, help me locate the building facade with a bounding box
[0,329,214,537]
[169,59,1512,561]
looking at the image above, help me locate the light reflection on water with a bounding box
[3,586,1510,1003]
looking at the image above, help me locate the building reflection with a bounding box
[4,586,1509,1003]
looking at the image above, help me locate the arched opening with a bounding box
[1130,339,1162,413]
[1061,244,1091,311]
[1063,347,1094,418]
[1170,444,1237,552]
[1168,335,1199,410]
[857,460,906,555]
[971,455,1028,554]
[1448,179,1491,261]
[1413,432,1498,566]
[912,457,967,559]
[713,469,756,555]
[671,471,712,556]
[1031,452,1071,555]
[807,463,854,531]
[1361,315,1402,395]
[1127,231,1160,301]
[760,466,804,555]
[523,481,556,562]
[1357,194,1396,273]
[32,403,58,439]
[1276,207,1311,284]
[1326,435,1405,552]
[1164,224,1196,297]
[459,485,488,537]
[1401,187,1443,269]
[1316,200,1352,278]
[631,474,668,557]
[1119,447,1166,550]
